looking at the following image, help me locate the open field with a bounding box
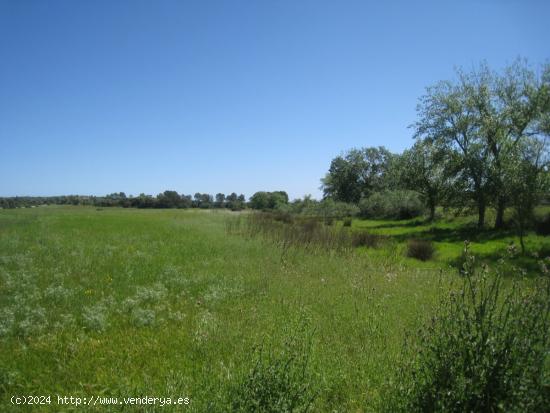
[0,206,546,412]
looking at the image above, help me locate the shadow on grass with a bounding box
[365,218,550,276]
[446,249,548,277]
[360,218,431,230]
[388,224,517,245]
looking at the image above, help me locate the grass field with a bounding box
[350,207,550,275]
[0,206,545,412]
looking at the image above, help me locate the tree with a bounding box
[321,147,394,203]
[249,191,288,210]
[193,193,213,209]
[134,193,156,208]
[469,61,550,228]
[414,71,493,227]
[215,193,226,208]
[401,139,450,221]
[414,61,550,228]
[157,190,181,208]
[507,137,550,254]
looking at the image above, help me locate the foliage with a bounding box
[506,137,550,253]
[249,191,289,210]
[401,140,451,220]
[0,190,246,210]
[388,243,550,412]
[321,147,395,203]
[359,190,425,220]
[413,60,550,228]
[292,198,359,222]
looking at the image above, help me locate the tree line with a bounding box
[322,60,550,235]
[0,191,296,211]
[0,191,247,210]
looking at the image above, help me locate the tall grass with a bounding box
[226,212,349,252]
[226,212,385,253]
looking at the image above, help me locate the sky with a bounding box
[1,0,549,200]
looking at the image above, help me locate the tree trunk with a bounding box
[477,198,486,229]
[519,221,526,255]
[494,196,506,229]
[429,201,436,222]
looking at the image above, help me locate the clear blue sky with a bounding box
[1,0,548,199]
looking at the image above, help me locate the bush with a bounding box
[297,199,359,221]
[388,243,550,412]
[342,217,352,227]
[359,190,425,220]
[406,239,434,261]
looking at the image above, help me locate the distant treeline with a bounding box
[0,190,293,211]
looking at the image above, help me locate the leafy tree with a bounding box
[468,61,549,228]
[506,137,550,253]
[226,192,238,209]
[358,190,425,220]
[401,139,450,221]
[321,147,394,203]
[157,190,181,208]
[133,193,156,208]
[181,194,192,208]
[414,70,493,227]
[225,192,246,210]
[414,61,550,228]
[193,193,213,208]
[215,193,226,208]
[249,191,289,210]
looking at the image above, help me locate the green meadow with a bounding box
[0,206,547,412]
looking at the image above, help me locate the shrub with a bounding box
[297,199,359,221]
[406,239,434,261]
[387,243,550,412]
[359,190,425,220]
[342,217,352,227]
[81,303,109,332]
